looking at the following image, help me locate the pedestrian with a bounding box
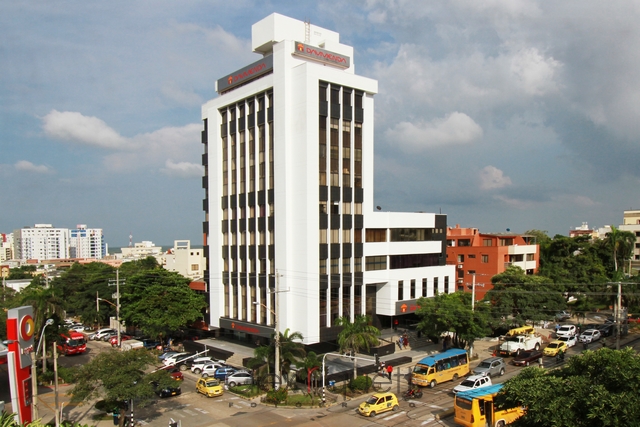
[393,319,399,331]
[403,334,409,348]
[397,338,403,350]
[386,364,393,380]
[379,361,385,374]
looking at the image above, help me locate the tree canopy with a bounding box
[335,315,380,377]
[496,348,640,426]
[415,291,490,348]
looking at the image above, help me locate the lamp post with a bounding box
[32,318,54,420]
[97,295,120,346]
[253,300,280,387]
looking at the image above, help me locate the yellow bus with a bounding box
[454,384,524,427]
[412,348,469,388]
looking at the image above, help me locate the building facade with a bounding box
[620,210,640,271]
[13,224,70,261]
[201,14,454,345]
[69,224,106,259]
[160,240,206,280]
[446,225,539,301]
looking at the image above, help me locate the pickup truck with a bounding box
[499,334,542,357]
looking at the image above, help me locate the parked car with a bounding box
[109,335,131,347]
[68,325,87,333]
[543,340,568,357]
[579,329,601,343]
[192,362,227,375]
[512,350,543,366]
[196,378,224,398]
[158,351,181,361]
[452,375,492,395]
[598,323,618,337]
[628,314,640,323]
[212,366,238,381]
[556,325,577,338]
[472,357,506,378]
[90,328,116,341]
[357,392,399,417]
[151,381,181,398]
[556,311,572,321]
[225,371,253,388]
[141,339,162,350]
[556,335,577,348]
[162,366,184,381]
[163,352,191,366]
[189,357,224,367]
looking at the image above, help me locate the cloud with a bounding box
[42,110,127,149]
[42,110,202,173]
[161,160,203,178]
[385,112,483,150]
[14,160,53,174]
[479,165,512,190]
[510,47,562,96]
[161,81,203,106]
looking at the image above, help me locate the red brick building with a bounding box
[446,225,539,301]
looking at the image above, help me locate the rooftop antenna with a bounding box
[305,18,311,43]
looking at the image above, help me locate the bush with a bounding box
[349,375,372,391]
[264,387,288,404]
[58,366,79,383]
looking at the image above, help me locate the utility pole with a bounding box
[616,281,622,350]
[275,270,280,388]
[108,269,123,346]
[470,273,476,359]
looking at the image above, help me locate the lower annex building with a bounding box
[201,14,455,345]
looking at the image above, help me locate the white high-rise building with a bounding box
[69,224,106,259]
[13,224,70,261]
[201,14,454,345]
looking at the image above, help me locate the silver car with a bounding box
[225,371,253,388]
[473,357,506,378]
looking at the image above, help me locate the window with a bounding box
[468,254,476,259]
[482,254,489,263]
[366,229,386,242]
[365,256,387,271]
[457,254,464,262]
[499,238,514,246]
[483,239,492,246]
[458,239,471,247]
[191,264,199,271]
[410,279,416,299]
[526,253,534,261]
[398,280,404,300]
[422,278,427,297]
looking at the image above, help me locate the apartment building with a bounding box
[160,240,206,280]
[201,14,454,345]
[69,224,106,259]
[13,224,70,261]
[446,225,539,301]
[620,210,640,270]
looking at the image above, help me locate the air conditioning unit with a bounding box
[457,264,463,269]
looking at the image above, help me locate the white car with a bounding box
[556,324,577,338]
[579,329,601,343]
[557,335,577,348]
[90,328,117,341]
[68,325,86,333]
[452,375,492,395]
[163,352,191,366]
[198,363,230,377]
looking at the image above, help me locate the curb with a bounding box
[434,407,455,420]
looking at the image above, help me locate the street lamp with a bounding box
[32,318,54,420]
[97,295,120,346]
[253,300,280,387]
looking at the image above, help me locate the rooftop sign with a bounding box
[293,42,350,69]
[217,55,274,93]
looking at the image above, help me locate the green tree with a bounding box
[486,266,565,325]
[496,348,640,426]
[69,349,174,424]
[7,265,37,280]
[119,269,207,340]
[278,328,306,382]
[416,291,490,350]
[19,281,66,336]
[605,225,636,278]
[335,315,380,378]
[298,351,322,389]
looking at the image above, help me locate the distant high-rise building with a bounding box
[201,14,454,345]
[69,224,106,259]
[13,224,70,261]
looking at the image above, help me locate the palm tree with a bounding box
[335,315,380,378]
[299,351,322,392]
[605,226,636,278]
[278,328,306,383]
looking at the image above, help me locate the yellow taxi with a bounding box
[543,340,568,357]
[196,377,224,398]
[357,392,399,417]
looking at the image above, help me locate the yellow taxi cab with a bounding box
[196,377,224,398]
[357,392,399,417]
[543,340,568,357]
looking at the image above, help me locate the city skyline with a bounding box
[3,2,640,247]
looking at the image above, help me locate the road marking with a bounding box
[421,418,436,425]
[382,411,406,420]
[428,404,444,409]
[194,407,209,414]
[181,409,197,415]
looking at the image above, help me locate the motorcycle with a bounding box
[403,388,423,400]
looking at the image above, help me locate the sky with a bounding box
[2,1,640,247]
